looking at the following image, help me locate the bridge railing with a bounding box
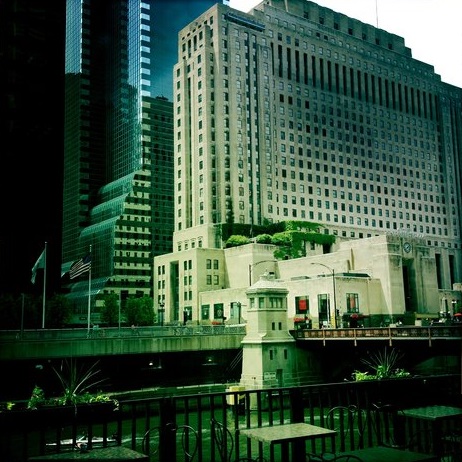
[3,325,460,343]
[293,325,462,344]
[0,324,247,342]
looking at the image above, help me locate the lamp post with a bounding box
[158,302,165,327]
[248,260,277,285]
[441,297,447,320]
[183,308,189,325]
[20,293,25,339]
[118,292,122,336]
[311,262,337,328]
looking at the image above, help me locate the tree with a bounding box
[271,223,336,260]
[0,294,21,329]
[46,294,73,328]
[0,293,46,329]
[100,293,120,326]
[124,296,155,326]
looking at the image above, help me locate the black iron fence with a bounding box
[1,374,460,461]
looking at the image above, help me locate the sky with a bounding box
[229,0,462,89]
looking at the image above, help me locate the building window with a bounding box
[295,296,309,315]
[318,293,330,326]
[214,303,224,321]
[201,305,210,320]
[346,293,359,312]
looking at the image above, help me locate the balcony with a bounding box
[1,374,460,461]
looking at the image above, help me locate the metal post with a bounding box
[118,292,121,336]
[311,262,337,328]
[159,303,165,326]
[249,260,277,285]
[20,293,25,339]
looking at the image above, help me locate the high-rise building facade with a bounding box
[174,0,461,252]
[61,1,219,320]
[155,0,461,324]
[0,0,65,296]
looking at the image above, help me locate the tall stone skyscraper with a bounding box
[154,0,461,324]
[174,0,461,251]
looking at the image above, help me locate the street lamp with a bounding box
[158,302,165,326]
[236,302,242,324]
[441,297,447,319]
[248,260,277,285]
[311,262,337,328]
[183,308,189,325]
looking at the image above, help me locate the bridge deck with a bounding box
[0,325,460,360]
[293,325,462,345]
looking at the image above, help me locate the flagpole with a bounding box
[21,293,25,339]
[41,242,47,328]
[87,244,92,335]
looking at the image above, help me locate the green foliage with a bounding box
[100,293,120,326]
[255,233,272,244]
[270,231,292,246]
[0,293,43,329]
[225,235,251,248]
[46,294,73,328]
[27,386,47,410]
[125,296,155,326]
[0,293,73,329]
[283,220,321,232]
[271,227,335,259]
[219,220,324,242]
[26,359,118,410]
[352,347,411,381]
[50,359,107,404]
[0,401,16,412]
[219,221,335,259]
[351,371,375,381]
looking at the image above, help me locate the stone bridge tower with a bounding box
[240,272,312,390]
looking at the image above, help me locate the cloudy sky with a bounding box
[229,0,462,89]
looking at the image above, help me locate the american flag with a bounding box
[69,254,91,279]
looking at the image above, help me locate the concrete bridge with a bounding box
[0,325,246,360]
[0,324,460,361]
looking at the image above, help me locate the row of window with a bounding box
[295,293,359,315]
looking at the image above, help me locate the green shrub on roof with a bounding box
[225,235,251,248]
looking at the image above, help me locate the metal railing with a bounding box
[0,324,247,342]
[1,374,460,462]
[2,325,460,343]
[293,325,462,346]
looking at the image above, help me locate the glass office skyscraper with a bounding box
[62,0,218,320]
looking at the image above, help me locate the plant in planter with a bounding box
[352,347,411,381]
[26,359,118,411]
[0,401,16,412]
